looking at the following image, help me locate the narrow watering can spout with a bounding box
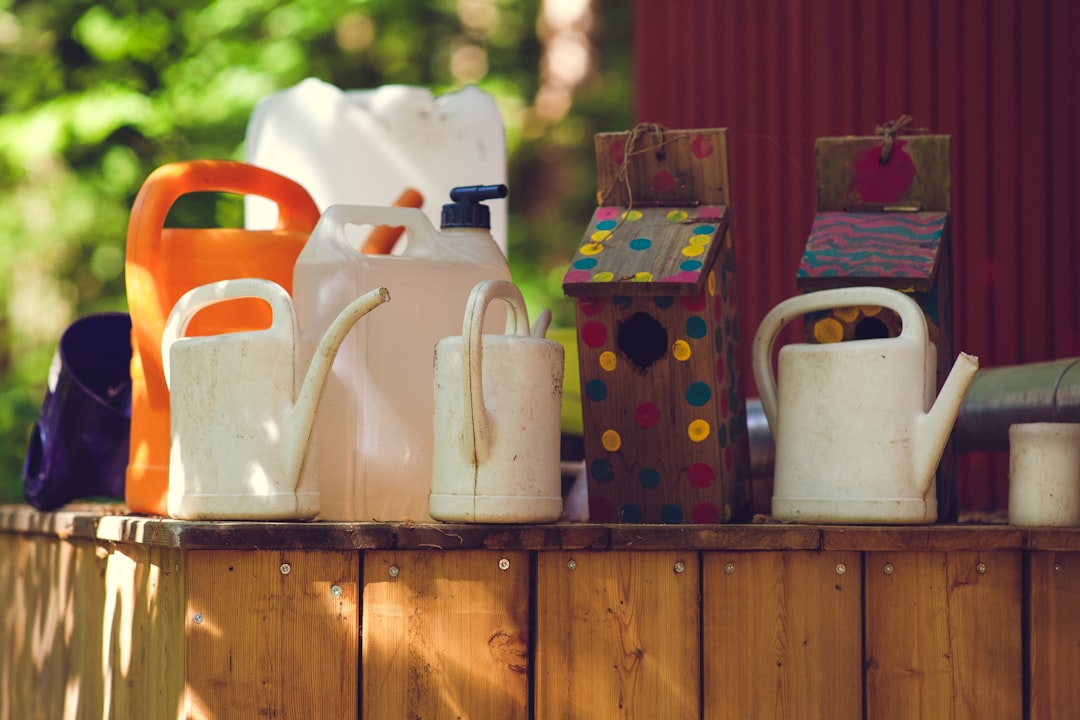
[283,287,390,482]
[914,351,980,493]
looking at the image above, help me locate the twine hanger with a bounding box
[874,114,930,163]
[596,122,671,209]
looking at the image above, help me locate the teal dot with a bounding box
[639,468,660,488]
[573,257,598,269]
[613,295,633,310]
[585,379,608,402]
[596,219,617,230]
[680,259,703,271]
[591,458,614,482]
[686,382,711,407]
[621,504,643,523]
[629,237,652,250]
[686,316,707,339]
[715,330,726,354]
[661,504,684,524]
[692,224,715,235]
[654,296,675,309]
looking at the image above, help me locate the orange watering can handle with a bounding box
[125,160,321,377]
[127,160,320,243]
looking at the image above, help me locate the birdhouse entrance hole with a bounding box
[855,315,890,340]
[617,312,668,371]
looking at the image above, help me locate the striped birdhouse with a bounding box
[562,127,751,524]
[797,125,957,520]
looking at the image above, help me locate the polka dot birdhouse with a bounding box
[562,127,751,524]
[797,125,957,520]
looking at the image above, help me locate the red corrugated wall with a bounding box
[632,0,1080,511]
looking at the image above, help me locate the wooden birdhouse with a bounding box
[796,121,957,520]
[562,126,751,524]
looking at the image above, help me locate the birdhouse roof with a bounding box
[562,205,728,297]
[796,211,948,291]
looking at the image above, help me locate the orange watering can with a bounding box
[124,160,320,515]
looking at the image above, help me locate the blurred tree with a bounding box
[0,0,631,500]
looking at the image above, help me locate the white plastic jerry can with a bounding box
[430,280,564,523]
[293,185,512,521]
[244,78,509,255]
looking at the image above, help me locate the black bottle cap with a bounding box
[440,184,508,229]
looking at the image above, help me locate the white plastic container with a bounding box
[293,186,511,521]
[244,78,508,255]
[430,280,564,523]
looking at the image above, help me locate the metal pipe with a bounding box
[746,358,1080,475]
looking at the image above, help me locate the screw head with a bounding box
[724,562,735,574]
[976,562,987,575]
[567,559,577,570]
[331,585,343,597]
[388,564,400,578]
[280,563,291,575]
[674,561,686,574]
[835,563,847,575]
[884,563,894,575]
[1054,563,1063,574]
[192,613,203,625]
[498,558,511,571]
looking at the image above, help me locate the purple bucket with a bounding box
[23,312,132,510]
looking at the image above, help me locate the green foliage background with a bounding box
[0,0,632,501]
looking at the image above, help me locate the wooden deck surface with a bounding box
[2,504,1077,719]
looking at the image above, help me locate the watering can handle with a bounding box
[461,280,531,464]
[161,278,295,391]
[752,286,928,431]
[315,204,443,256]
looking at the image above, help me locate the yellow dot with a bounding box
[689,234,711,246]
[672,339,691,361]
[813,317,845,344]
[688,419,711,442]
[593,271,614,282]
[599,351,617,371]
[602,429,622,452]
[723,504,732,522]
[622,209,643,221]
[682,244,705,257]
[860,305,882,317]
[591,230,612,242]
[667,210,689,222]
[708,271,717,296]
[579,242,604,256]
[834,306,860,322]
[632,271,653,282]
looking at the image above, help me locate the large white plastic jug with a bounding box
[244,78,508,255]
[293,185,512,521]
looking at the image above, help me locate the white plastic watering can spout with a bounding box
[283,286,390,482]
[914,351,980,493]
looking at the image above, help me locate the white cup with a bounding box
[1008,422,1080,527]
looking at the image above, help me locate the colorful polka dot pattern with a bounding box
[562,205,727,291]
[577,248,750,524]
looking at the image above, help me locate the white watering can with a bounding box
[429,280,564,523]
[752,286,979,524]
[162,278,389,520]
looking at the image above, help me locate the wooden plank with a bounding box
[864,550,1022,719]
[703,550,862,719]
[100,542,186,719]
[822,525,1023,552]
[362,550,529,719]
[1028,552,1080,719]
[595,128,731,207]
[0,534,186,720]
[185,549,359,719]
[535,550,699,719]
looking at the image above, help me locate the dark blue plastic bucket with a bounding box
[23,312,132,510]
